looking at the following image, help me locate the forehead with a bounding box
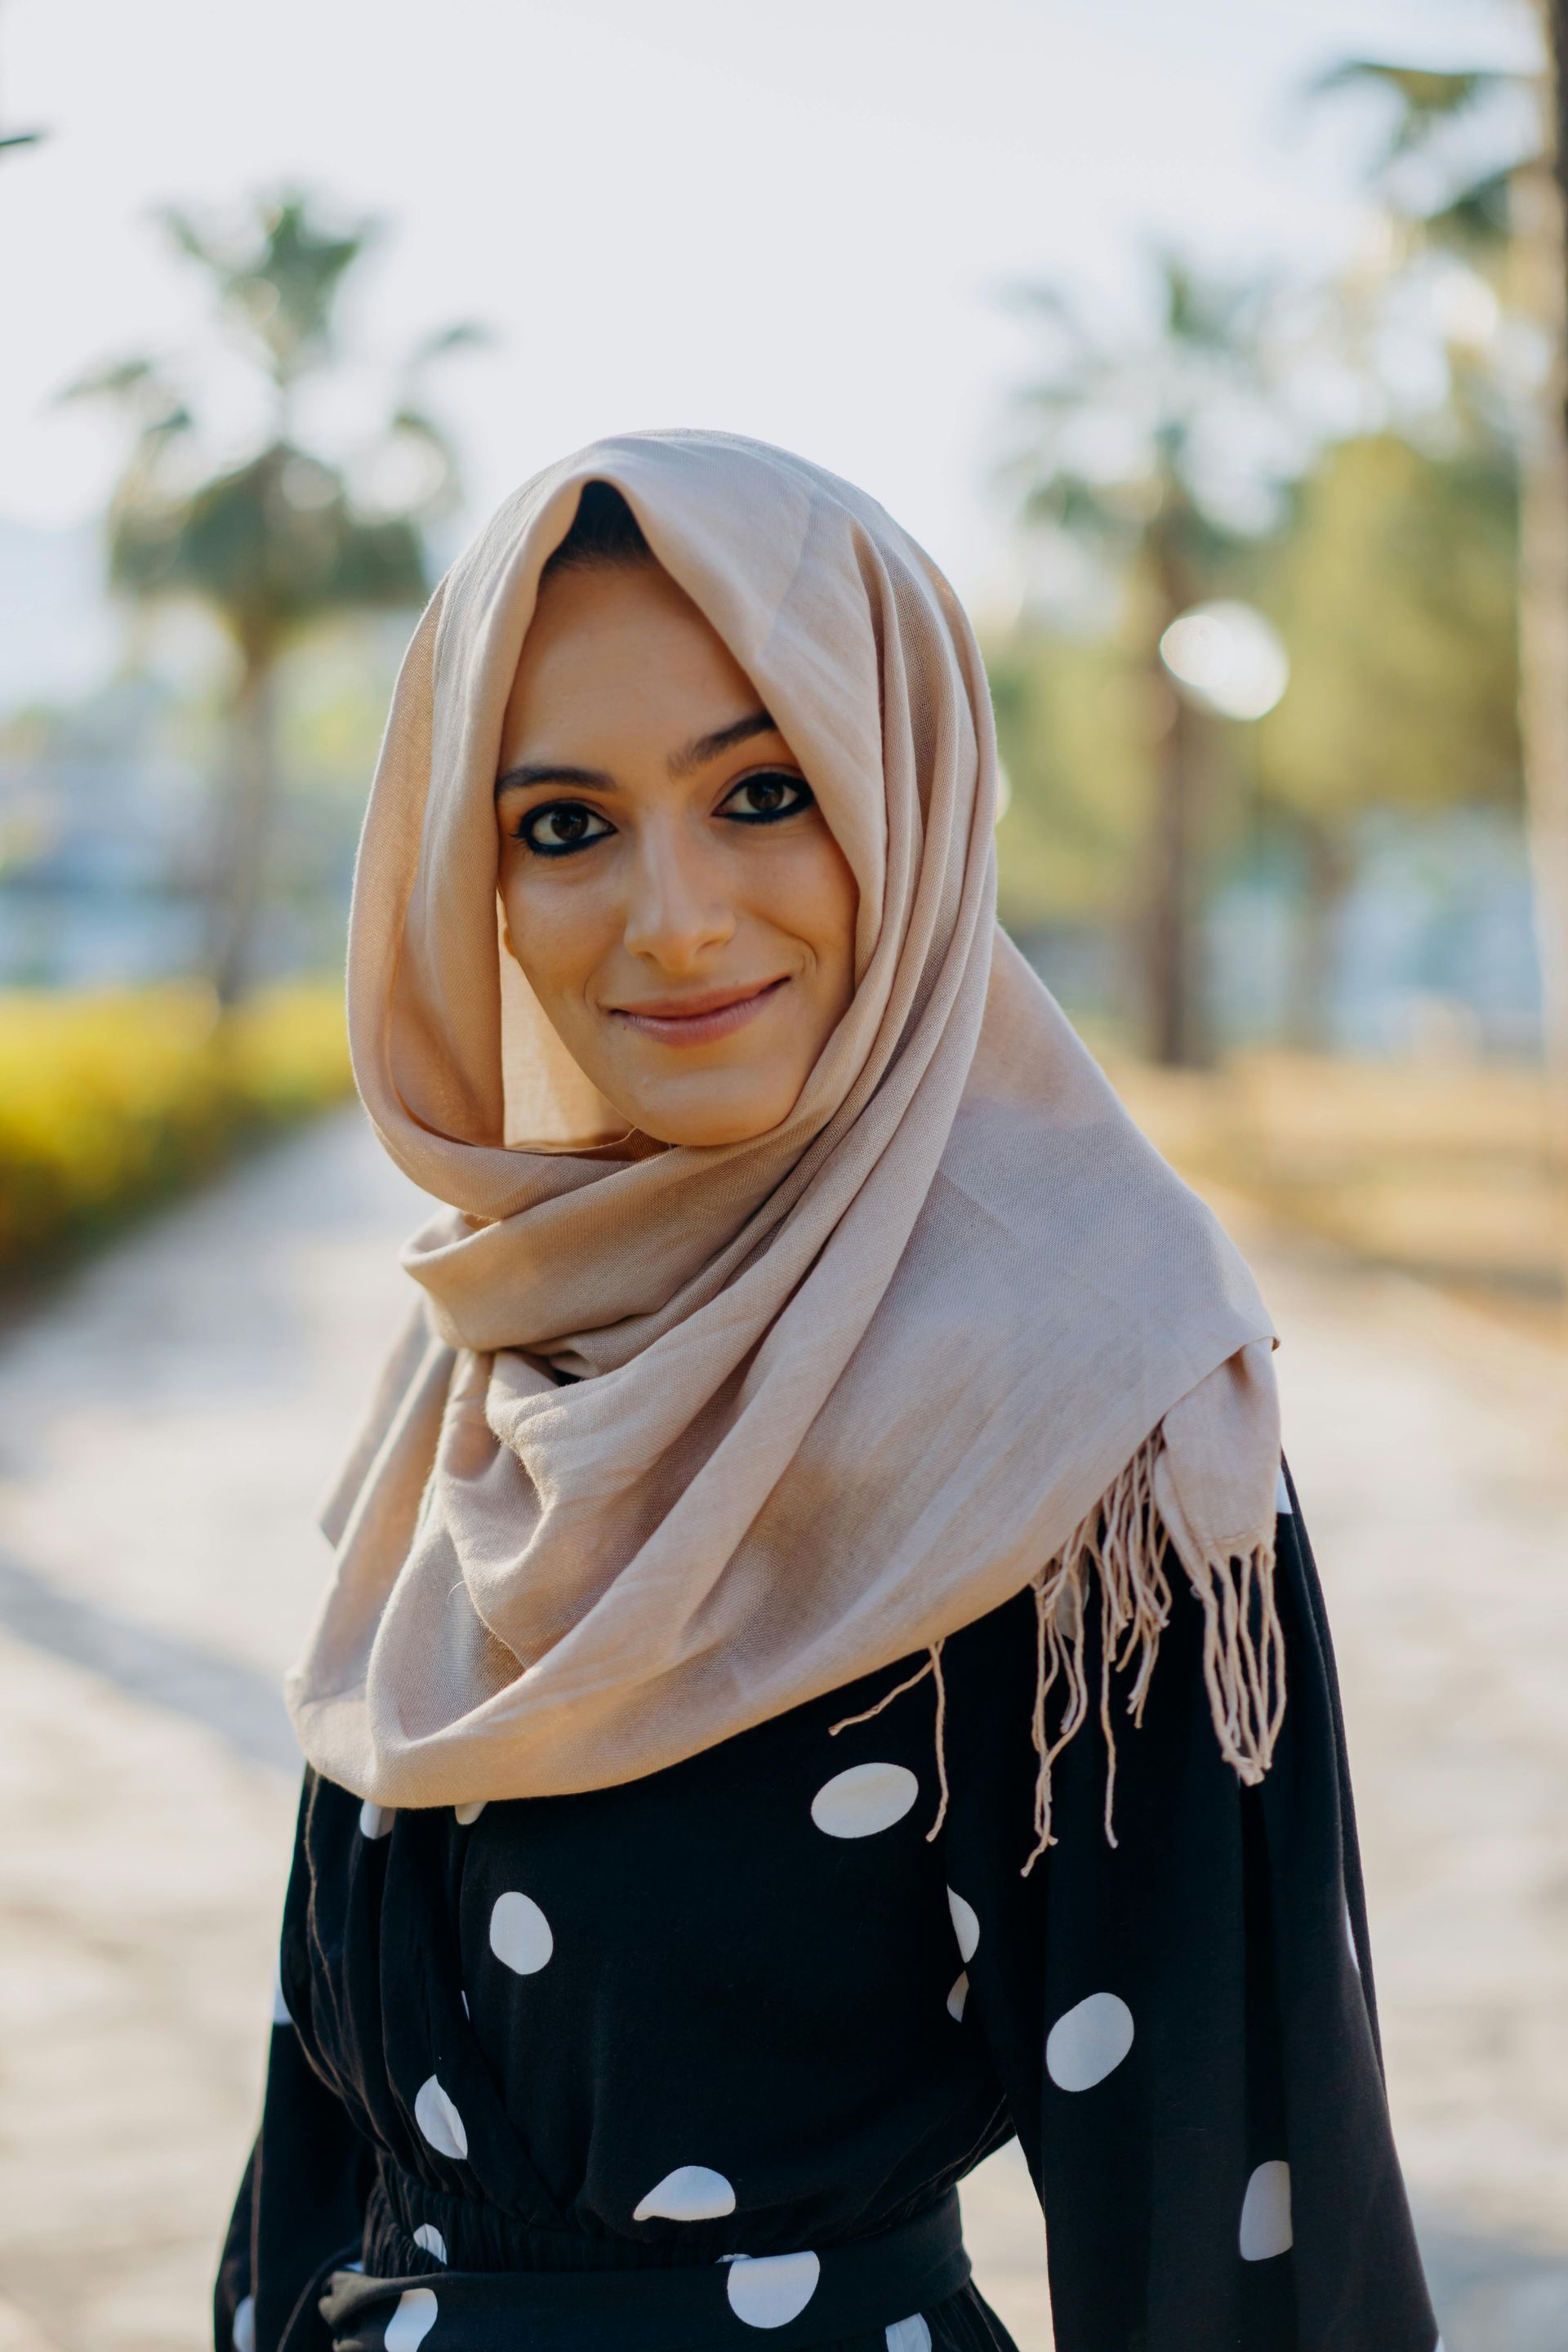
[501,562,762,760]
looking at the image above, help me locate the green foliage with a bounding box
[60,189,485,998]
[1311,55,1535,272]
[998,245,1289,884]
[1003,253,1288,604]
[274,618,410,792]
[65,191,475,664]
[1254,430,1521,826]
[109,444,426,662]
[987,629,1148,929]
[987,417,1523,936]
[1311,61,1515,164]
[1000,250,1300,1059]
[0,983,352,1277]
[162,194,371,391]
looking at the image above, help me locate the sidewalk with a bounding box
[0,1110,1564,2352]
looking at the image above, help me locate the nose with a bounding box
[621,821,735,972]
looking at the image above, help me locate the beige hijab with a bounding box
[286,430,1284,1842]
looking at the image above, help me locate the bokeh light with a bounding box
[1158,599,1290,720]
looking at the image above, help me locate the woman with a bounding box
[216,432,1438,2352]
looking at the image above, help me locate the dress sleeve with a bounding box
[946,1467,1440,2352]
[213,1778,375,2352]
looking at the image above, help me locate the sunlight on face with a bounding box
[496,559,859,1148]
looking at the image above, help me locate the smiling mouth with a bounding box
[608,977,791,1046]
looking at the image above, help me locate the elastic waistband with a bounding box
[319,2189,969,2352]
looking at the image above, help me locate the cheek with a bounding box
[499,862,608,1004]
[771,831,858,987]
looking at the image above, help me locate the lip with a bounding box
[608,976,790,1047]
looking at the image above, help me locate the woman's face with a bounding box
[496,558,860,1148]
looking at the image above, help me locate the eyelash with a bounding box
[513,770,813,859]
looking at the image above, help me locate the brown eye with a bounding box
[519,801,614,857]
[720,772,812,824]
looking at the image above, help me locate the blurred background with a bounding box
[0,2,1565,2349]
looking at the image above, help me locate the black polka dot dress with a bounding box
[216,1472,1439,2352]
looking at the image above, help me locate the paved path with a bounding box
[0,1111,1564,2352]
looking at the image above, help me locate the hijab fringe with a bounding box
[832,1428,1284,1872]
[829,1637,950,1841]
[1021,1428,1285,1872]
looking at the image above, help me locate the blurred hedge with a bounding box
[0,982,353,1277]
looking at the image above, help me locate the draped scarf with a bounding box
[284,429,1282,1820]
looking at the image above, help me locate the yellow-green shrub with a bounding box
[0,982,353,1273]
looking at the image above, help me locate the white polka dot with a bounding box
[947,1888,979,1962]
[946,1971,969,2022]
[385,2286,439,2350]
[488,1889,554,1974]
[725,2252,821,2329]
[455,1800,487,1825]
[270,1958,292,2028]
[634,2163,737,2221]
[412,2222,448,2261]
[232,2294,255,2352]
[1274,1465,1292,1514]
[1239,2160,1293,2261]
[810,1762,918,1839]
[887,2319,931,2352]
[414,2073,468,2160]
[1045,1992,1135,2091]
[359,1799,394,1839]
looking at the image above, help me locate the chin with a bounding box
[643,1089,795,1149]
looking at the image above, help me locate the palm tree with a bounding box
[1316,48,1568,1232]
[0,0,42,159]
[68,193,483,1001]
[1004,255,1292,1066]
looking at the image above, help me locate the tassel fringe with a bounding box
[830,1637,950,1842]
[830,1431,1284,1871]
[1022,1428,1284,1870]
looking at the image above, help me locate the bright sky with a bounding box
[1,0,1538,606]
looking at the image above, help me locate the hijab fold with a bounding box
[285,430,1282,1814]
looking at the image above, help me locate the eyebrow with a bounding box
[666,709,777,778]
[494,760,614,799]
[494,709,779,800]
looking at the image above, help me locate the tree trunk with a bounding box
[204,643,278,1007]
[1138,531,1210,1068]
[1523,15,1568,1289]
[1142,670,1210,1064]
